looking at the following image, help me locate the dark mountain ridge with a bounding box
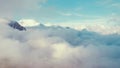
[8,21,26,31]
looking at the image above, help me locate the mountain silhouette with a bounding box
[8,21,26,31]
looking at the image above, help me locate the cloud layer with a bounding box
[0,19,120,68]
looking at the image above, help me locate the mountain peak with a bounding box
[19,19,40,27]
[8,20,26,31]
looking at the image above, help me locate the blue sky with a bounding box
[0,0,120,25]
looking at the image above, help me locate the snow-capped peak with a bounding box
[18,19,40,27]
[0,18,26,31]
[8,20,26,31]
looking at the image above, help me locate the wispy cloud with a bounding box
[98,0,120,8]
[0,0,47,18]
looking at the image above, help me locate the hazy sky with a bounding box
[0,0,120,25]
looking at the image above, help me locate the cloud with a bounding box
[98,0,120,8]
[0,0,47,18]
[0,18,120,68]
[19,19,40,27]
[49,14,120,34]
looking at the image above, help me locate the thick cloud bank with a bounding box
[0,19,120,68]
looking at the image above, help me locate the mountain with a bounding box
[8,20,26,31]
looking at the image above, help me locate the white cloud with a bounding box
[0,18,120,68]
[0,0,47,18]
[54,14,120,34]
[111,3,120,8]
[60,12,73,16]
[19,19,40,27]
[98,0,120,8]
